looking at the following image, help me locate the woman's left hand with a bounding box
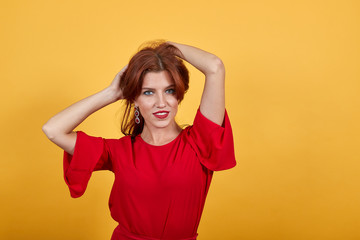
[108,64,128,102]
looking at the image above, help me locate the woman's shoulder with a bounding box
[105,134,132,145]
[102,135,135,158]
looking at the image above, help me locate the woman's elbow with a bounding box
[42,123,56,140]
[207,56,225,75]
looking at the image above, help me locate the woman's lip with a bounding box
[153,111,169,119]
[153,111,169,114]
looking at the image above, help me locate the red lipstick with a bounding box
[153,111,169,119]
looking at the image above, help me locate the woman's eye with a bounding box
[166,89,175,94]
[143,91,153,95]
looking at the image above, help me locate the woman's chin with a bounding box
[152,121,172,129]
[145,117,175,129]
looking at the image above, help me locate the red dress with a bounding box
[63,108,237,240]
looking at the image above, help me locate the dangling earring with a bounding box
[134,106,140,124]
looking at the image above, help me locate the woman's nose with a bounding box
[156,93,166,107]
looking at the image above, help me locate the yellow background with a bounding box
[1,0,359,239]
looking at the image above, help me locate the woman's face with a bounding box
[134,70,179,130]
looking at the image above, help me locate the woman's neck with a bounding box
[140,121,182,146]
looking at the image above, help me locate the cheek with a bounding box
[136,98,152,113]
[169,98,179,108]
[141,103,153,114]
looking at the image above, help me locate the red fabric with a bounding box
[63,108,236,240]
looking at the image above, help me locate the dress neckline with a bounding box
[137,129,184,147]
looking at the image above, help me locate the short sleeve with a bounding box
[187,108,237,171]
[63,131,112,198]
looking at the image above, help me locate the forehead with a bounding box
[142,71,174,88]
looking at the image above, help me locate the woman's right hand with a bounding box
[42,65,129,155]
[108,65,128,102]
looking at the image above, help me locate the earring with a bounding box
[134,106,140,124]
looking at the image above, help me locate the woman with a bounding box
[42,41,236,240]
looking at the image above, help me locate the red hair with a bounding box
[119,40,189,138]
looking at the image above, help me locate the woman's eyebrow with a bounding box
[142,84,175,90]
[167,84,175,88]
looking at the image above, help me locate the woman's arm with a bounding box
[42,66,126,155]
[167,41,225,126]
